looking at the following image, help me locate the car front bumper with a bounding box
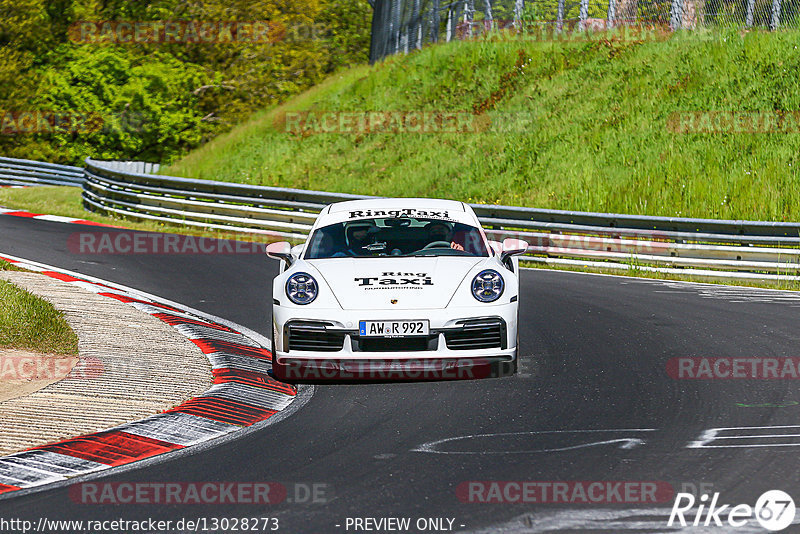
[271,303,518,380]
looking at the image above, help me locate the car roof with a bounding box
[316,198,478,227]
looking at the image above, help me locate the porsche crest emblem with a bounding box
[391,299,398,304]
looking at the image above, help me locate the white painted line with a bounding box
[203,383,295,411]
[117,413,239,446]
[2,451,107,477]
[172,324,262,347]
[34,215,80,223]
[207,352,272,373]
[413,429,657,455]
[0,462,66,486]
[688,425,800,448]
[128,302,212,323]
[65,280,130,295]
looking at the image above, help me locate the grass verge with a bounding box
[0,266,79,356]
[167,28,800,222]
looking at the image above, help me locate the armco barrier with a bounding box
[0,157,84,187]
[11,157,800,281]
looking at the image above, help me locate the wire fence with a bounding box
[369,0,798,62]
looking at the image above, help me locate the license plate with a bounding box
[359,320,429,337]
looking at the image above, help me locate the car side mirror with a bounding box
[500,238,528,262]
[266,241,293,268]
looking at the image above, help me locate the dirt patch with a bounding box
[0,348,79,402]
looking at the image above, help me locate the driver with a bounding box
[424,221,464,251]
[346,222,375,255]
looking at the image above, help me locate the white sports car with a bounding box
[265,198,527,381]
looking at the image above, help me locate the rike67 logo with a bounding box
[668,490,796,531]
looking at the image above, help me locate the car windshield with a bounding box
[304,217,489,259]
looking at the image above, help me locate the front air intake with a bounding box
[287,322,345,352]
[443,318,505,350]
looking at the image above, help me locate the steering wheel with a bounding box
[422,241,451,250]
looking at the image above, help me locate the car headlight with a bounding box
[286,272,318,305]
[471,269,504,303]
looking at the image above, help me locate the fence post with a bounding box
[579,0,589,29]
[465,0,475,37]
[391,0,402,53]
[369,0,392,63]
[411,0,421,48]
[607,0,616,28]
[745,0,756,26]
[446,5,454,41]
[430,0,440,43]
[557,0,565,30]
[670,0,683,30]
[514,0,525,27]
[770,0,781,29]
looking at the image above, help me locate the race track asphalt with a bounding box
[2,215,800,533]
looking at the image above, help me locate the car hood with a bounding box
[309,256,486,310]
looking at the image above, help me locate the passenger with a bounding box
[424,221,465,251]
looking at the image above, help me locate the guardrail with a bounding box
[0,157,84,187]
[80,158,800,282]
